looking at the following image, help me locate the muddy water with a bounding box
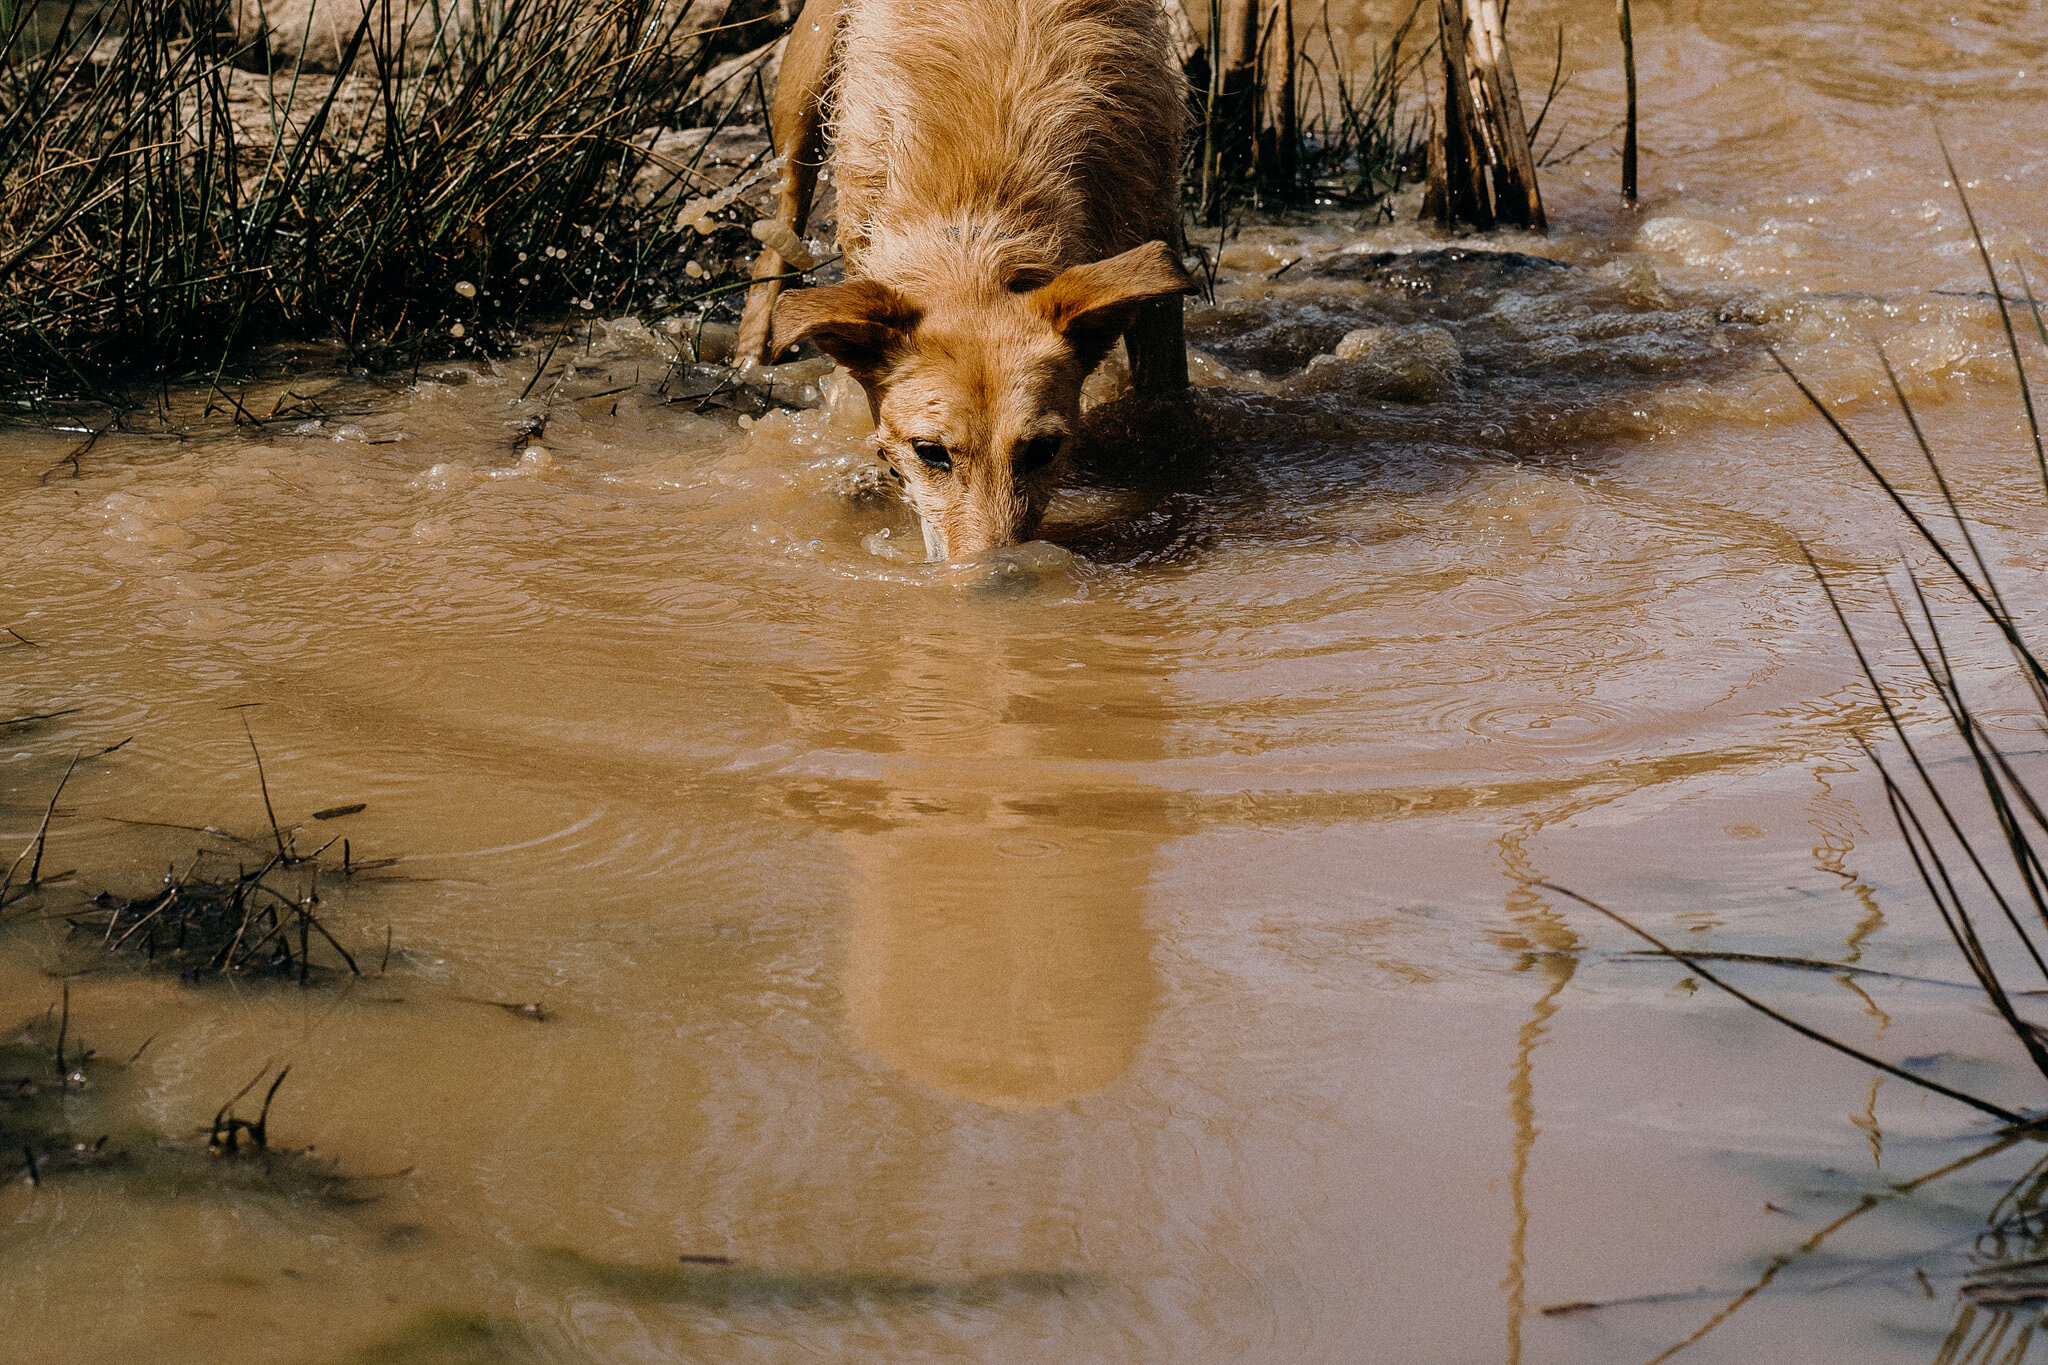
[5,2,2048,1362]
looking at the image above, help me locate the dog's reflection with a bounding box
[791,601,1171,1109]
[843,788,1164,1109]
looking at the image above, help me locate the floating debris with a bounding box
[69,852,360,983]
[4,722,382,985]
[455,998,551,1023]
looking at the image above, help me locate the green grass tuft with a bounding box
[0,0,780,400]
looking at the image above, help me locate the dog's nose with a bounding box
[922,517,1029,563]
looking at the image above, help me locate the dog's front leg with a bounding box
[735,0,838,368]
[1124,296,1189,394]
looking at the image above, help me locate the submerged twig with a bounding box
[1610,948,2010,993]
[2,755,79,910]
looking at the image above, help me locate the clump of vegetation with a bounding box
[1540,172,2048,1339]
[0,0,783,400]
[3,724,382,984]
[1185,0,1428,224]
[2,987,124,1186]
[70,847,364,981]
[4,988,369,1198]
[1553,165,2046,1131]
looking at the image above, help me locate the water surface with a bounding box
[4,1,2048,1361]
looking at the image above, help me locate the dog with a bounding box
[733,0,1193,562]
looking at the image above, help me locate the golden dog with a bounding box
[734,0,1193,561]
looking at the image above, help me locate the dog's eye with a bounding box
[910,440,951,472]
[1016,434,1062,474]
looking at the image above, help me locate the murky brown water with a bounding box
[5,2,2048,1361]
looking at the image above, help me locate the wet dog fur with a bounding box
[735,0,1193,562]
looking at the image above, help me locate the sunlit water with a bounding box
[4,2,2048,1361]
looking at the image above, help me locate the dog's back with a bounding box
[831,0,1185,288]
[746,0,1193,561]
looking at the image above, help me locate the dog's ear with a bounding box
[1032,241,1194,369]
[770,280,918,384]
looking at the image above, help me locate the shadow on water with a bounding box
[1536,1131,2048,1364]
[532,1245,1099,1309]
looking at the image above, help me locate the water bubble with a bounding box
[454,280,476,299]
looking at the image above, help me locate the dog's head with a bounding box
[770,240,1192,562]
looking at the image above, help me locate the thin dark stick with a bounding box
[1890,576,2048,972]
[1806,551,2048,1033]
[54,982,69,1077]
[240,714,289,863]
[519,324,574,403]
[253,1065,290,1148]
[2017,262,2048,348]
[1610,949,1990,991]
[1617,0,1636,204]
[1880,770,2048,1082]
[2,755,79,907]
[1878,348,2021,638]
[211,1062,274,1135]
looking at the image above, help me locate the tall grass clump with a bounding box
[0,0,780,399]
[1530,174,2048,1347]
[1551,170,2048,1130]
[1186,0,1428,225]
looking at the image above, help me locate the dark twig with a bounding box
[1610,949,2006,993]
[240,714,290,863]
[54,981,69,1078]
[2,755,79,909]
